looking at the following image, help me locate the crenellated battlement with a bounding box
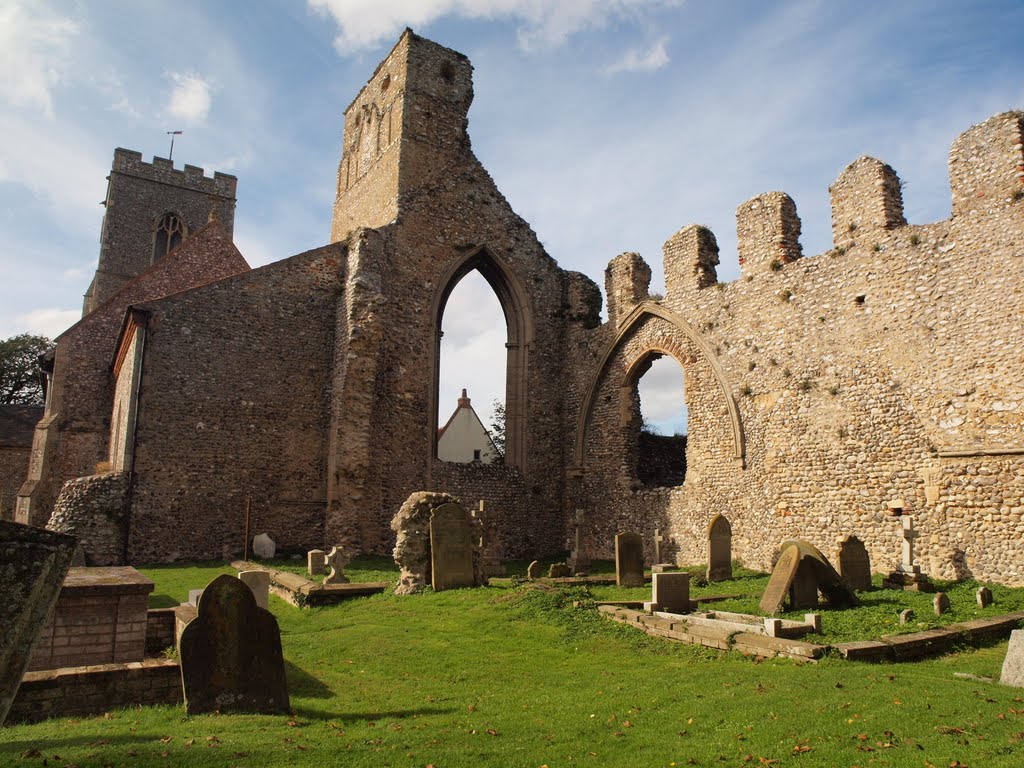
[610,109,1024,306]
[111,148,237,199]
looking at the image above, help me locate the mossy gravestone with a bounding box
[179,575,289,715]
[429,503,476,591]
[838,535,872,592]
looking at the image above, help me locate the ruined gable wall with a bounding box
[572,111,1024,584]
[324,32,600,559]
[16,224,248,529]
[124,244,345,562]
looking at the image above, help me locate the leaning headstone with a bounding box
[238,570,270,610]
[1000,630,1024,687]
[0,521,77,725]
[899,608,915,625]
[789,559,820,609]
[323,545,351,585]
[760,546,800,614]
[615,531,644,587]
[179,575,289,715]
[307,549,326,576]
[933,592,950,616]
[526,560,542,580]
[646,571,691,614]
[977,586,993,608]
[837,535,872,592]
[429,503,476,591]
[707,514,733,582]
[548,562,571,578]
[252,532,276,559]
[760,540,858,615]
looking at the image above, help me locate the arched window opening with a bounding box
[436,269,507,465]
[153,213,186,262]
[633,354,688,487]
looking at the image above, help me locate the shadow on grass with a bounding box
[285,660,333,699]
[291,705,455,722]
[148,592,179,609]
[0,734,154,754]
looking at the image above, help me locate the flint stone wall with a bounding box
[48,472,129,566]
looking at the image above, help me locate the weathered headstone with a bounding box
[548,562,571,578]
[307,549,326,576]
[179,575,289,715]
[837,535,872,592]
[707,514,732,582]
[391,491,460,594]
[654,528,665,565]
[899,608,915,625]
[323,545,351,585]
[0,521,77,725]
[567,509,590,574]
[429,503,476,591]
[647,571,691,613]
[615,531,644,587]
[238,570,270,610]
[977,586,993,608]
[789,559,820,609]
[188,589,204,607]
[933,591,950,616]
[252,532,276,559]
[526,560,542,580]
[760,540,858,615]
[1000,630,1024,687]
[760,546,800,614]
[474,501,506,577]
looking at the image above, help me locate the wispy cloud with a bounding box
[2,307,80,339]
[0,1,78,118]
[308,0,682,54]
[166,72,213,124]
[605,37,669,74]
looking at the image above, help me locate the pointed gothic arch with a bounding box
[429,246,535,473]
[575,301,744,467]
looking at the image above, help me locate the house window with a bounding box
[153,213,186,262]
[473,449,481,462]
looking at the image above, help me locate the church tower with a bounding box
[82,149,237,315]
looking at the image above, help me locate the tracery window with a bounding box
[153,213,186,261]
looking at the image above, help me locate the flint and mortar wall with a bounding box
[47,472,129,566]
[571,110,1024,584]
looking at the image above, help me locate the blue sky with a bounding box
[2,0,1022,433]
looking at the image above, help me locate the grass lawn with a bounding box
[3,563,1024,767]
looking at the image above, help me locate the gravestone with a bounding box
[0,521,78,725]
[238,570,270,610]
[307,549,326,576]
[933,592,950,616]
[760,540,858,615]
[548,562,571,578]
[707,514,733,582]
[188,589,204,607]
[567,509,590,574]
[760,546,800,614]
[654,528,665,565]
[977,586,993,608]
[324,545,351,585]
[789,560,820,609]
[1000,630,1024,687]
[899,608,915,625]
[252,532,276,559]
[881,516,932,591]
[526,560,542,580]
[429,503,476,591]
[838,535,872,592]
[615,531,644,587]
[179,575,289,715]
[647,571,691,614]
[474,501,506,577]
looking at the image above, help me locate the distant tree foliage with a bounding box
[0,334,54,405]
[488,399,506,462]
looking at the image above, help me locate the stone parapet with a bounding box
[736,191,802,276]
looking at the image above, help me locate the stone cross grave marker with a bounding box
[882,515,932,590]
[615,531,644,587]
[0,521,78,725]
[324,546,351,585]
[707,514,733,582]
[567,508,590,574]
[179,574,289,715]
[238,570,270,610]
[838,535,871,592]
[654,528,664,565]
[429,502,476,591]
[307,549,326,576]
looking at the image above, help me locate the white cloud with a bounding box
[605,37,669,73]
[166,72,213,124]
[4,307,81,339]
[308,0,681,54]
[0,1,78,118]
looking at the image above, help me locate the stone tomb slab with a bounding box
[615,532,645,587]
[707,514,733,582]
[429,503,476,591]
[0,521,78,725]
[179,574,289,715]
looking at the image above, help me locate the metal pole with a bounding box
[166,130,182,161]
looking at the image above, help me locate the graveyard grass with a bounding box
[3,561,1024,767]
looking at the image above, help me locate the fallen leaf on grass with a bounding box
[937,726,966,735]
[19,749,41,759]
[758,757,779,765]
[622,720,633,728]
[855,733,868,741]
[791,743,812,753]
[159,736,172,744]
[183,738,195,748]
[486,729,499,736]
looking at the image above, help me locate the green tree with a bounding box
[0,333,54,405]
[488,399,506,462]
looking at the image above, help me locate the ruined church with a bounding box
[9,31,1024,584]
